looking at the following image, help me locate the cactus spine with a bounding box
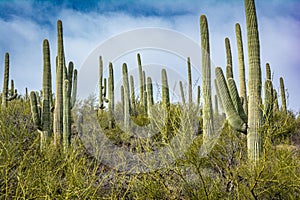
[200,15,214,140]
[245,0,263,162]
[279,77,287,113]
[235,23,248,115]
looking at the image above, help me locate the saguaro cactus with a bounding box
[179,81,186,105]
[54,20,65,145]
[130,75,136,115]
[161,69,170,109]
[2,53,17,108]
[200,15,214,140]
[147,77,154,117]
[245,0,263,162]
[225,38,233,80]
[63,79,71,151]
[30,39,52,149]
[108,63,114,129]
[187,57,192,105]
[279,77,287,113]
[235,23,248,115]
[264,63,273,120]
[122,63,131,130]
[137,53,144,104]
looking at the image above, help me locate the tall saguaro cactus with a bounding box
[30,39,52,149]
[235,23,248,115]
[108,63,114,129]
[279,77,287,113]
[187,57,192,105]
[245,0,263,163]
[2,53,17,108]
[54,20,65,145]
[161,69,170,109]
[225,38,233,80]
[200,15,214,140]
[122,63,131,130]
[137,53,144,104]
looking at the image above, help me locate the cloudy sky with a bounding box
[0,0,299,112]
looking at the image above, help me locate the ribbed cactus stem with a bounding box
[63,79,71,152]
[179,81,186,105]
[214,79,224,111]
[54,20,65,145]
[41,39,52,136]
[197,85,201,108]
[143,91,147,115]
[236,23,248,116]
[10,80,14,97]
[30,91,41,130]
[273,88,279,111]
[108,63,114,129]
[67,62,73,97]
[161,69,170,109]
[264,79,273,120]
[200,15,214,140]
[103,78,107,99]
[122,63,131,130]
[121,85,124,116]
[245,0,263,163]
[225,38,233,79]
[215,67,247,133]
[226,65,234,80]
[214,95,219,115]
[187,57,192,105]
[2,53,9,108]
[71,69,77,108]
[99,56,103,108]
[227,78,247,123]
[147,77,153,117]
[266,63,271,80]
[137,53,144,104]
[130,75,136,115]
[279,77,287,113]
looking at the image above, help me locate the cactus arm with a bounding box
[187,57,192,105]
[279,77,287,113]
[179,81,186,105]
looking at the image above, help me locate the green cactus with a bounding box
[179,81,186,105]
[29,39,52,149]
[71,69,77,109]
[266,63,271,81]
[108,63,114,129]
[273,88,279,111]
[197,85,201,109]
[245,0,263,162]
[200,15,214,140]
[147,77,154,117]
[122,63,131,130]
[2,53,17,108]
[99,56,104,109]
[137,53,144,104]
[63,79,71,152]
[143,91,147,115]
[225,38,233,80]
[161,69,170,109]
[215,67,247,133]
[235,23,248,116]
[279,77,287,113]
[264,79,273,120]
[130,75,136,115]
[187,57,192,105]
[214,79,224,111]
[214,94,219,115]
[120,85,124,116]
[54,20,64,145]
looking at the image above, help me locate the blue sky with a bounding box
[0,0,300,112]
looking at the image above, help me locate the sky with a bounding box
[0,0,300,112]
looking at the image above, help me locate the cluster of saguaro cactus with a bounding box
[1,53,18,108]
[30,20,77,151]
[213,0,288,163]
